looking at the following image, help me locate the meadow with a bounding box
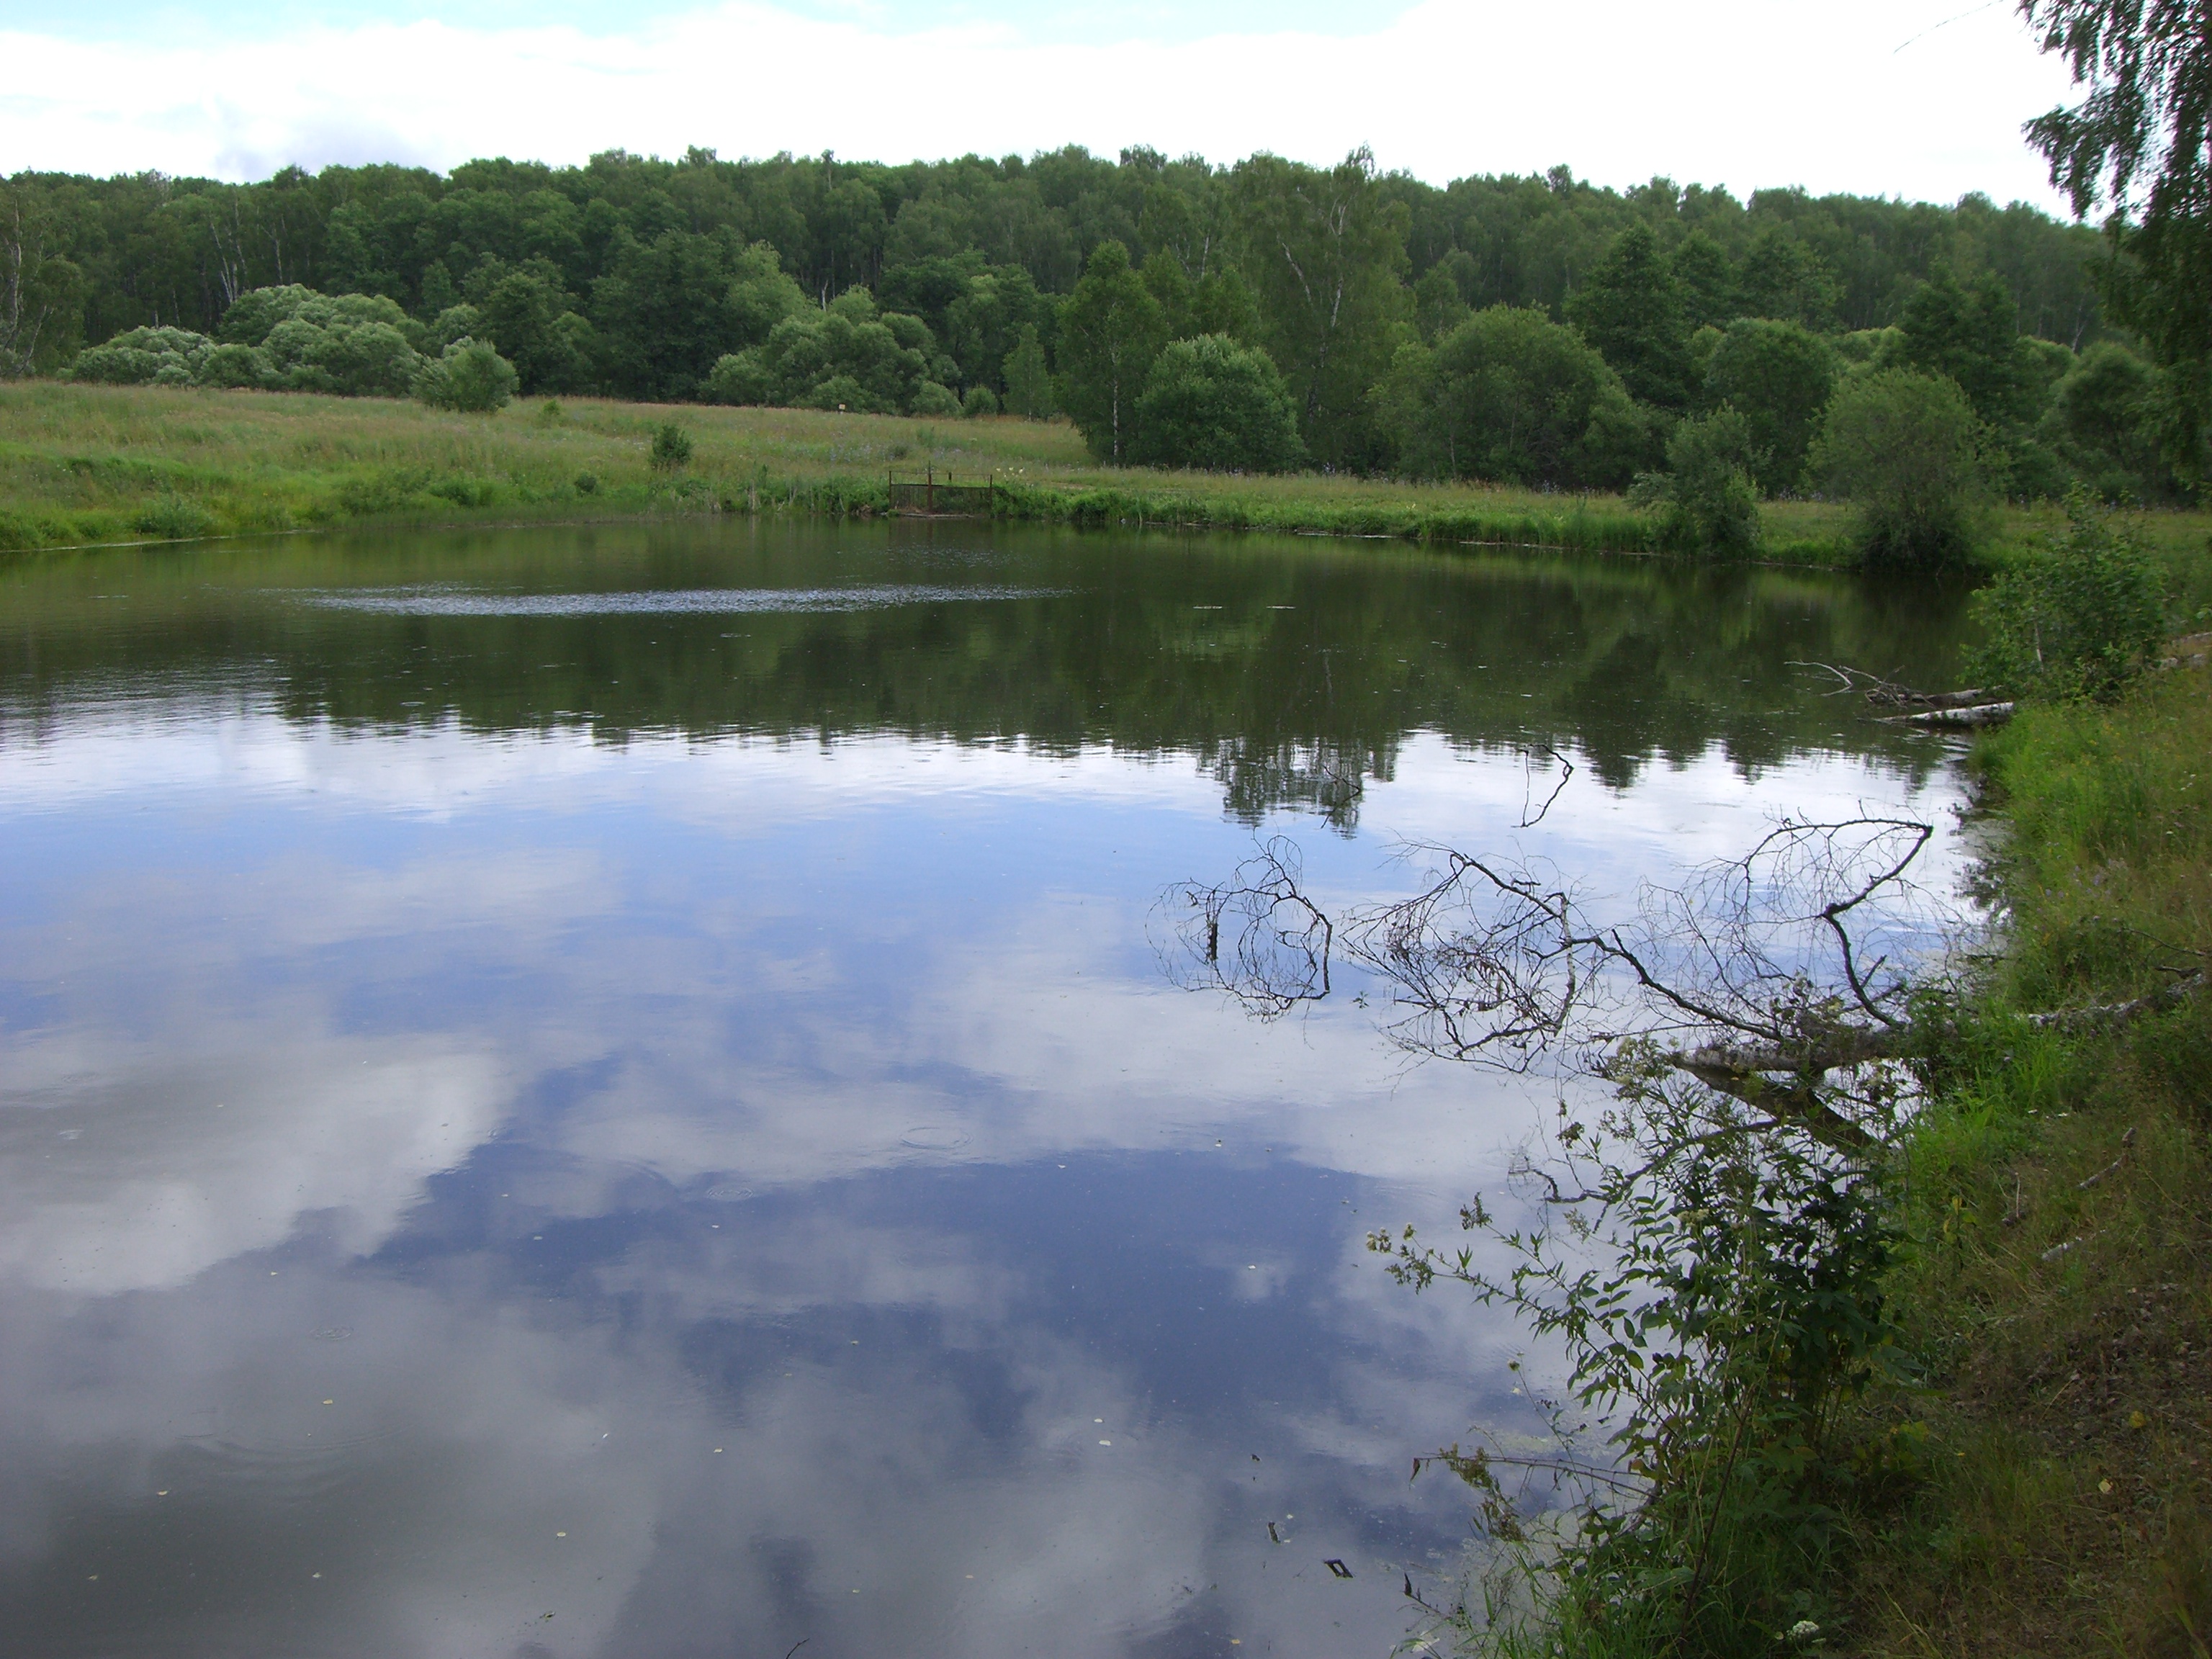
[0,379,1861,563]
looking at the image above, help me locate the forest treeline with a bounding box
[0,144,2194,519]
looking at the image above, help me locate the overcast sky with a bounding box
[0,0,2085,212]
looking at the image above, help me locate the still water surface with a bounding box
[1,521,1972,1658]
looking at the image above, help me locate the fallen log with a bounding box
[1884,701,2015,728]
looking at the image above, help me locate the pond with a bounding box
[0,520,1974,1659]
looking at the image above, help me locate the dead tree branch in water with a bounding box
[1162,816,1952,1153]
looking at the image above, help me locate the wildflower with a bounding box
[1786,1620,1821,1643]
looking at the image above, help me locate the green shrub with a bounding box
[961,385,999,418]
[1631,404,1764,555]
[1130,334,1305,473]
[68,327,214,385]
[912,381,963,417]
[707,287,939,414]
[574,472,600,495]
[198,342,276,389]
[1809,368,1983,567]
[130,497,215,541]
[1374,305,1655,488]
[414,338,518,413]
[1966,490,2169,701]
[1701,318,1837,493]
[648,423,693,470]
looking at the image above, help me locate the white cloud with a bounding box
[0,1028,507,1293]
[0,0,2081,207]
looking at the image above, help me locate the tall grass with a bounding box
[0,381,1858,560]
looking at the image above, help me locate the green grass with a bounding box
[1829,661,2212,1658]
[0,379,1850,562]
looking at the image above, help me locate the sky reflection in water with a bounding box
[0,521,1976,1658]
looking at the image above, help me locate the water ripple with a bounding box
[291,584,1068,616]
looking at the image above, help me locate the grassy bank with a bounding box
[1833,662,2212,1655]
[0,379,1992,565]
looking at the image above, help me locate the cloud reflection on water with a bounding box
[0,678,1970,1655]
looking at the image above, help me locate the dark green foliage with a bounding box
[648,423,693,469]
[14,149,2112,418]
[465,262,593,395]
[1228,148,1410,467]
[574,472,599,495]
[1565,222,1694,410]
[1966,490,2169,699]
[2047,339,2170,495]
[961,385,998,417]
[941,263,1053,395]
[911,381,961,417]
[1670,230,1737,331]
[590,232,802,401]
[1129,334,1303,472]
[1055,240,1166,463]
[1375,305,1651,487]
[1897,265,2043,428]
[706,287,938,415]
[1632,405,1763,554]
[1735,225,1841,329]
[2023,0,2212,475]
[415,338,518,412]
[1002,324,1054,419]
[1702,318,1839,492]
[1809,369,1984,565]
[12,144,2157,503]
[1413,264,1471,342]
[0,181,86,375]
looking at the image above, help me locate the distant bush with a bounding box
[1374,305,1653,488]
[1968,490,2168,701]
[1701,318,1836,493]
[414,338,518,413]
[228,286,426,396]
[574,472,600,495]
[198,341,276,389]
[961,385,999,418]
[70,287,439,399]
[706,286,951,416]
[67,327,215,386]
[1130,334,1304,472]
[649,423,693,469]
[1630,404,1763,555]
[912,381,962,417]
[1809,368,1983,566]
[220,285,402,346]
